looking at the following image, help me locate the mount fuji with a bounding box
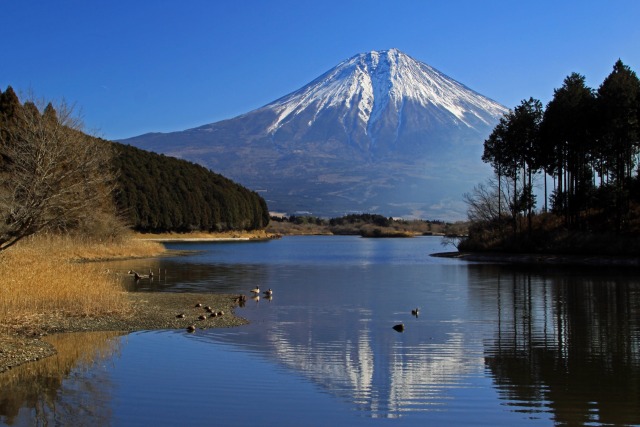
[121,49,508,219]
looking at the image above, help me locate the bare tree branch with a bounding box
[0,97,115,251]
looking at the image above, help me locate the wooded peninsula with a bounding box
[461,60,640,256]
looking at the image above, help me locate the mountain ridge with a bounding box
[122,49,508,219]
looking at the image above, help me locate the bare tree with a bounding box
[463,178,503,223]
[0,97,115,251]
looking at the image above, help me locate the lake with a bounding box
[1,236,639,426]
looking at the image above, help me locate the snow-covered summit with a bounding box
[264,48,507,134]
[123,49,508,219]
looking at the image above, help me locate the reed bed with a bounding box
[51,233,166,261]
[134,229,276,240]
[0,235,165,332]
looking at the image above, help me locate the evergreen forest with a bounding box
[112,143,269,232]
[462,60,640,254]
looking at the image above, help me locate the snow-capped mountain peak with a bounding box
[122,49,508,219]
[265,48,507,134]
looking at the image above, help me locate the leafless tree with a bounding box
[0,97,115,252]
[463,178,505,223]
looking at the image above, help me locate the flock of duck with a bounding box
[250,285,273,298]
[176,286,274,333]
[128,270,415,333]
[175,303,228,333]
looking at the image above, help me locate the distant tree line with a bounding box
[112,143,270,232]
[271,213,394,227]
[476,60,640,235]
[271,213,448,227]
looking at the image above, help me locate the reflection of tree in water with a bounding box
[472,266,640,426]
[0,331,123,425]
[102,258,266,293]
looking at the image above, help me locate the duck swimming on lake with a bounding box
[250,286,260,295]
[128,270,153,280]
[411,308,420,317]
[263,288,273,297]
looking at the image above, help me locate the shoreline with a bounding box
[141,237,253,242]
[6,236,639,375]
[0,292,248,374]
[134,230,281,242]
[432,251,640,267]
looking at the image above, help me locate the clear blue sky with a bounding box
[2,0,638,141]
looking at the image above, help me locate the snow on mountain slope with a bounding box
[264,48,506,135]
[122,49,509,219]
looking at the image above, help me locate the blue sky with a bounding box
[2,1,639,140]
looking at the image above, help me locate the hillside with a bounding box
[1,85,269,235]
[112,143,269,232]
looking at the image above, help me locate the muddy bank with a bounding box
[0,292,248,373]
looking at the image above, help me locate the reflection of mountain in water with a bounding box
[203,261,486,419]
[202,262,640,421]
[468,265,640,426]
[267,323,481,417]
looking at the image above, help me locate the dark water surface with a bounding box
[1,236,639,426]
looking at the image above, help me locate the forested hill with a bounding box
[112,143,270,232]
[0,85,269,237]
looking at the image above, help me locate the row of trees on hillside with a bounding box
[113,143,270,232]
[0,86,271,250]
[476,60,639,234]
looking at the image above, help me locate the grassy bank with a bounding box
[0,234,165,334]
[0,234,255,373]
[134,229,278,240]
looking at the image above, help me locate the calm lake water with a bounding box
[1,236,640,426]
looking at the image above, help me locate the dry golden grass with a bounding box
[134,229,277,240]
[52,233,166,261]
[0,234,166,332]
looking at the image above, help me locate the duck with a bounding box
[263,288,273,297]
[250,286,261,295]
[128,270,152,280]
[176,313,186,319]
[411,308,420,317]
[186,325,196,333]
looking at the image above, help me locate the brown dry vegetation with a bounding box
[0,234,254,373]
[134,229,278,240]
[0,235,165,333]
[459,211,640,256]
